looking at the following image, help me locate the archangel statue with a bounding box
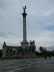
[23,6,26,13]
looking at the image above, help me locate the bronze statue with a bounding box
[23,6,26,13]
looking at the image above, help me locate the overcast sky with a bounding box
[0,0,54,50]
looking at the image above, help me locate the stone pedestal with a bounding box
[21,41,29,48]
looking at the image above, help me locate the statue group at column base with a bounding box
[21,41,29,48]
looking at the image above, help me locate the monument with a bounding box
[21,6,29,48]
[2,6,36,57]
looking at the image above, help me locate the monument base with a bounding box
[21,41,29,48]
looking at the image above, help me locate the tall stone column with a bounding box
[21,6,28,48]
[22,9,27,42]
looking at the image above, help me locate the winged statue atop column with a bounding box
[23,6,26,13]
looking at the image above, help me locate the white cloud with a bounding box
[33,31,54,47]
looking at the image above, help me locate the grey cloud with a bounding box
[0,32,7,38]
[0,32,16,38]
